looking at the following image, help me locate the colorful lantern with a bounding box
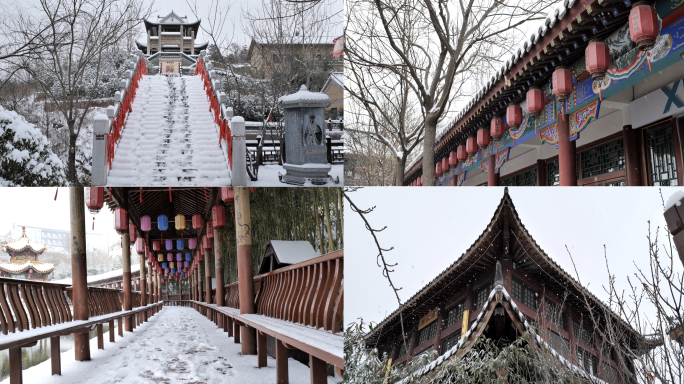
[552,66,573,101]
[135,238,145,254]
[184,261,189,268]
[212,205,226,228]
[162,262,168,269]
[477,127,490,149]
[85,187,104,214]
[441,157,449,172]
[629,2,659,51]
[157,215,168,231]
[129,223,137,243]
[456,145,467,163]
[114,208,128,234]
[165,239,173,250]
[158,254,163,262]
[207,221,214,239]
[221,187,234,203]
[490,117,506,141]
[174,214,185,230]
[449,151,458,167]
[167,253,173,261]
[153,240,161,251]
[465,136,478,158]
[526,87,544,117]
[176,253,182,262]
[177,239,184,250]
[202,235,211,249]
[505,105,522,131]
[192,214,203,230]
[585,40,611,80]
[185,252,191,261]
[188,238,196,249]
[435,163,443,177]
[140,216,151,232]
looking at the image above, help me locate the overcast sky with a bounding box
[345,187,684,328]
[0,188,118,250]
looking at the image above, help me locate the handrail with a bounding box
[66,287,123,317]
[0,279,72,334]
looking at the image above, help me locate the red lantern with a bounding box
[202,235,212,249]
[585,40,611,80]
[207,221,214,238]
[456,145,467,163]
[212,205,226,228]
[629,2,659,51]
[192,214,203,230]
[465,136,478,158]
[135,238,145,254]
[526,87,544,117]
[506,105,522,130]
[435,162,443,177]
[153,240,161,251]
[477,127,490,149]
[221,187,234,203]
[552,66,573,100]
[114,208,128,234]
[449,151,458,166]
[85,187,104,214]
[441,157,449,172]
[129,223,137,243]
[490,117,506,141]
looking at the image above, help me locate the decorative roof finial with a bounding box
[494,260,503,289]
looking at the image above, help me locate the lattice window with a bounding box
[547,159,560,186]
[603,362,619,384]
[418,321,437,345]
[398,340,407,357]
[545,300,566,330]
[441,332,459,353]
[646,125,679,186]
[512,279,537,310]
[573,319,594,346]
[577,347,598,376]
[580,138,625,179]
[515,168,537,186]
[604,180,626,186]
[473,281,494,310]
[445,302,465,329]
[499,176,515,186]
[547,330,570,359]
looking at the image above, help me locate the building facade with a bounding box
[246,39,342,79]
[366,190,649,383]
[404,0,684,187]
[0,227,55,281]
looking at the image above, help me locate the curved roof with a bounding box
[0,260,54,274]
[144,11,201,30]
[2,227,46,254]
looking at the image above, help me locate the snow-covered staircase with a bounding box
[106,75,231,186]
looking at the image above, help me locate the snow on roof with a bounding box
[52,263,141,285]
[666,190,684,210]
[278,85,331,108]
[405,0,575,174]
[2,227,46,253]
[322,72,344,93]
[0,260,54,273]
[269,240,320,265]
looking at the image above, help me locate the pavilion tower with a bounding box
[1,226,55,281]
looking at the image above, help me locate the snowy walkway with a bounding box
[5,306,342,384]
[107,75,232,186]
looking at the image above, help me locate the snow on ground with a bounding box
[107,75,232,186]
[6,306,342,384]
[249,164,344,187]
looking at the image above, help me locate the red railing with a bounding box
[0,278,72,333]
[195,56,232,168]
[66,287,123,317]
[224,282,240,309]
[106,57,148,170]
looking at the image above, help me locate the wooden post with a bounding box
[118,317,123,337]
[310,354,327,384]
[557,113,577,186]
[487,154,499,186]
[257,331,268,368]
[205,243,212,304]
[122,232,132,332]
[276,339,289,384]
[227,316,234,337]
[50,336,61,375]
[9,347,22,384]
[623,124,644,186]
[214,224,225,330]
[140,256,147,321]
[97,324,104,349]
[235,187,257,355]
[70,187,90,361]
[432,306,444,355]
[109,320,115,342]
[536,159,547,186]
[233,320,240,343]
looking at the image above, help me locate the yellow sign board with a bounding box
[418,307,439,330]
[160,60,181,74]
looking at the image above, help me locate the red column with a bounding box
[214,225,225,330]
[488,154,499,186]
[205,243,212,304]
[236,187,257,355]
[70,188,90,361]
[536,159,547,186]
[623,125,644,186]
[122,232,132,331]
[557,113,577,186]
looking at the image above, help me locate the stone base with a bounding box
[281,163,332,186]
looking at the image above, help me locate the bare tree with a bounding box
[15,0,152,184]
[346,0,554,186]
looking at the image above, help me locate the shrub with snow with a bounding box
[0,107,67,186]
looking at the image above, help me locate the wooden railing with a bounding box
[81,287,122,317]
[224,282,239,309]
[254,250,343,332]
[0,278,72,334]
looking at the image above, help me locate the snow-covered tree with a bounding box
[0,106,66,186]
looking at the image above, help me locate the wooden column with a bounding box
[432,306,444,355]
[233,320,241,343]
[140,255,147,309]
[235,187,256,355]
[276,339,289,384]
[536,159,547,186]
[109,320,115,342]
[97,324,104,349]
[227,316,234,337]
[122,232,132,332]
[214,223,225,330]
[407,323,418,358]
[205,244,212,304]
[488,155,499,186]
[51,336,61,375]
[257,331,268,368]
[623,125,644,186]
[9,347,21,384]
[309,355,327,384]
[557,113,577,186]
[70,187,90,361]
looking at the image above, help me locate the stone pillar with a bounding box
[122,232,132,331]
[557,113,577,186]
[92,114,110,186]
[71,188,90,361]
[236,187,257,355]
[487,154,498,186]
[622,107,644,186]
[232,117,247,186]
[536,159,547,186]
[179,25,183,53]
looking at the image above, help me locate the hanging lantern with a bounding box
[153,240,161,251]
[185,252,191,261]
[212,205,226,228]
[184,261,189,268]
[176,253,182,262]
[505,105,523,131]
[165,239,173,250]
[85,187,104,214]
[192,214,203,230]
[441,157,449,172]
[177,239,184,250]
[490,117,506,141]
[198,249,204,262]
[585,40,611,80]
[174,214,186,231]
[526,87,544,117]
[129,224,137,243]
[477,127,490,149]
[140,216,151,232]
[162,262,168,269]
[170,267,175,274]
[456,145,467,163]
[465,136,478,158]
[629,2,659,51]
[207,221,214,239]
[114,208,128,234]
[202,235,212,249]
[135,238,145,254]
[435,162,443,177]
[158,215,168,231]
[158,254,164,262]
[188,238,196,249]
[449,151,458,167]
[167,253,173,261]
[221,187,234,203]
[552,66,573,101]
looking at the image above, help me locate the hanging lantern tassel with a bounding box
[92,217,95,231]
[169,187,172,202]
[647,51,652,72]
[54,188,58,201]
